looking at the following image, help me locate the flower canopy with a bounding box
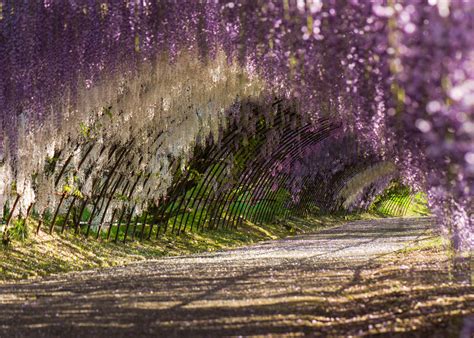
[0,1,472,249]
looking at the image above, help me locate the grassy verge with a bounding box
[0,214,354,283]
[317,235,472,336]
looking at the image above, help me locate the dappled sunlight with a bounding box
[0,2,471,336]
[0,218,471,336]
[0,215,328,282]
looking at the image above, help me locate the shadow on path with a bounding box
[0,217,471,337]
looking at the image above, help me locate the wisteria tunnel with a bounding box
[0,1,472,250]
[3,95,412,243]
[0,1,472,336]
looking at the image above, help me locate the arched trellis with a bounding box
[1,99,419,243]
[144,102,339,235]
[0,0,470,252]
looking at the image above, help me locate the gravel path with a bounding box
[1,217,467,337]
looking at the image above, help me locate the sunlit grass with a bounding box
[0,214,349,282]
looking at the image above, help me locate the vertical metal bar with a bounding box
[123,206,136,243]
[61,196,76,233]
[23,203,33,232]
[36,220,43,235]
[49,193,65,234]
[75,199,88,235]
[2,194,21,239]
[105,208,117,240]
[131,213,140,240]
[147,210,158,240]
[139,211,148,241]
[54,154,74,187]
[114,207,127,243]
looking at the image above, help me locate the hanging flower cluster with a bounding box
[0,1,471,249]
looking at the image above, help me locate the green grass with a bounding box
[0,179,432,283]
[370,182,430,217]
[398,236,444,254]
[0,213,352,282]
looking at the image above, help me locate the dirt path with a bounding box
[0,217,472,337]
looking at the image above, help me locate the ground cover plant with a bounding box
[0,212,354,282]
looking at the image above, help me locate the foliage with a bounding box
[6,218,28,242]
[0,1,471,249]
[370,181,430,217]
